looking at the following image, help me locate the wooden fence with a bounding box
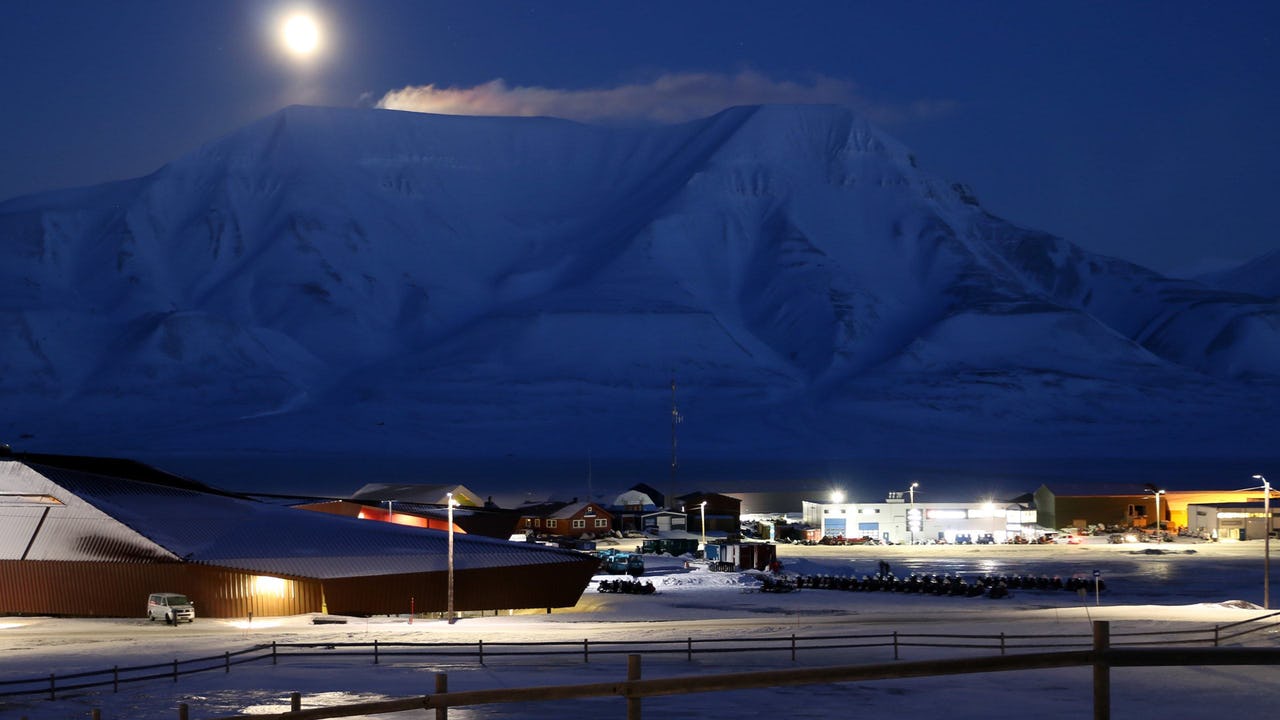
[4,613,1279,720]
[202,621,1280,720]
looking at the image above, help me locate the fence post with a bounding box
[92,709,101,720]
[272,641,278,665]
[893,632,899,661]
[584,638,589,663]
[1092,620,1110,720]
[478,639,484,666]
[291,692,301,712]
[1000,632,1006,655]
[113,665,119,693]
[626,654,642,720]
[435,672,448,720]
[687,637,693,662]
[374,638,379,665]
[178,702,188,720]
[48,673,54,701]
[1214,625,1220,647]
[791,634,796,662]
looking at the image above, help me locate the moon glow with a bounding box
[281,13,321,57]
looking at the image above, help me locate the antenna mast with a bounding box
[669,378,680,510]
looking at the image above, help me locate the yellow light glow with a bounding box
[253,575,287,596]
[281,12,321,57]
[229,619,282,629]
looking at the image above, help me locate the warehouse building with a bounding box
[1185,502,1279,541]
[0,451,597,618]
[802,493,1039,544]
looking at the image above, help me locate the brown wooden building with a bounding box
[520,501,614,538]
[0,452,597,618]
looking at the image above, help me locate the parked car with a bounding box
[147,592,195,624]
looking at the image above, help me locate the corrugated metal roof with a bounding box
[2,457,592,579]
[0,461,177,562]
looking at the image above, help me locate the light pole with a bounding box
[1154,489,1164,542]
[446,492,457,624]
[908,482,919,545]
[1254,474,1271,609]
[699,501,707,551]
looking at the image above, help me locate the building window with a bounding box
[0,494,64,506]
[572,519,586,529]
[524,518,532,528]
[595,518,608,528]
[547,519,557,529]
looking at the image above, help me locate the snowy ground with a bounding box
[3,537,1279,719]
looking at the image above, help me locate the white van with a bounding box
[147,592,196,624]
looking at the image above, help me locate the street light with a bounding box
[907,482,919,545]
[446,492,458,624]
[1146,487,1165,543]
[1254,474,1271,609]
[699,501,707,551]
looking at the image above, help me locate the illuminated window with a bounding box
[0,494,64,506]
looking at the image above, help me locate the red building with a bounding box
[521,501,614,538]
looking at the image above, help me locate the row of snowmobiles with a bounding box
[596,578,657,594]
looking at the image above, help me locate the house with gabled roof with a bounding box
[519,500,614,539]
[611,484,664,532]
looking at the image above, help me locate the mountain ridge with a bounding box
[1,104,1276,467]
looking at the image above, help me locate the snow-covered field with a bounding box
[3,538,1278,719]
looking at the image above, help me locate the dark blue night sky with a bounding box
[1,1,1277,275]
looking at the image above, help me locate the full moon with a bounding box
[281,12,321,57]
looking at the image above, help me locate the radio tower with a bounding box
[669,378,681,511]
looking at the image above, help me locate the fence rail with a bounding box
[193,622,1280,720]
[2,611,1278,705]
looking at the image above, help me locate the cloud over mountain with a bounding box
[375,71,953,125]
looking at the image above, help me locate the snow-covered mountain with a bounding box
[1,104,1277,468]
[1194,250,1280,299]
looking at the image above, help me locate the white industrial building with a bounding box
[802,492,1039,544]
[1185,502,1278,541]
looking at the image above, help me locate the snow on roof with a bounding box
[348,482,482,506]
[547,501,610,520]
[2,457,586,578]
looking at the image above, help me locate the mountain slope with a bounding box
[1194,250,1280,299]
[1,104,1276,464]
